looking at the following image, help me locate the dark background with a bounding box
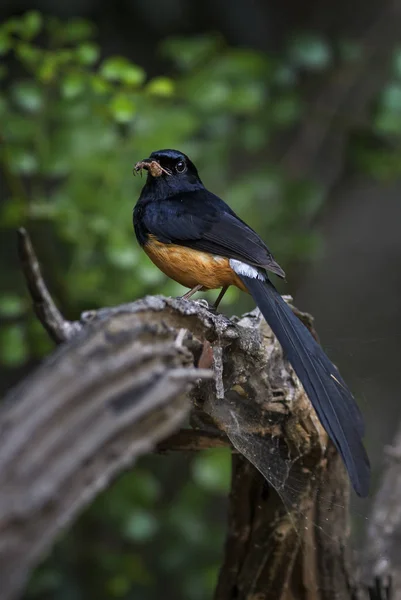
[1,1,401,598]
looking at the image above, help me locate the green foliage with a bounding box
[192,448,231,493]
[287,33,332,71]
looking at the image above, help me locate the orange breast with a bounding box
[144,235,248,292]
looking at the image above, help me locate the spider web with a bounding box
[203,384,365,543]
[204,390,308,511]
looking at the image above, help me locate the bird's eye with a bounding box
[176,160,187,174]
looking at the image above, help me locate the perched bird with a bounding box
[133,148,370,497]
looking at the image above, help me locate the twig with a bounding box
[157,429,231,452]
[17,228,80,344]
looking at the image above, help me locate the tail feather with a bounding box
[240,275,370,497]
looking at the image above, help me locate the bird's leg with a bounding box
[180,284,203,301]
[213,286,229,311]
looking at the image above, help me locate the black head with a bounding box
[134,149,203,199]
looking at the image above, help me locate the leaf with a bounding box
[124,509,158,541]
[192,449,231,493]
[374,111,401,135]
[15,42,42,66]
[0,295,26,318]
[146,76,175,97]
[288,33,332,70]
[8,148,38,174]
[0,31,10,56]
[61,72,85,99]
[382,82,401,112]
[0,324,28,367]
[63,19,95,41]
[110,93,136,122]
[107,246,138,268]
[106,575,131,597]
[76,42,99,65]
[90,73,112,95]
[162,34,222,70]
[227,82,264,113]
[12,80,43,112]
[100,57,145,86]
[20,11,42,40]
[184,79,230,110]
[37,55,57,82]
[270,94,303,126]
[0,199,26,226]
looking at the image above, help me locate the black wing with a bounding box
[141,189,285,278]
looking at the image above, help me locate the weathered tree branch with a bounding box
[0,229,379,600]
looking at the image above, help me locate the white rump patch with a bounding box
[229,259,265,280]
[213,255,226,263]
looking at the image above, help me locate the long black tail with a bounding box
[240,275,370,497]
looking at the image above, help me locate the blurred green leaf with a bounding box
[61,72,86,99]
[15,41,42,66]
[381,82,401,112]
[374,82,401,134]
[0,198,26,225]
[63,18,95,41]
[185,80,230,110]
[162,34,222,70]
[107,574,131,597]
[90,73,112,94]
[107,245,138,269]
[124,508,158,541]
[227,83,264,113]
[110,93,136,122]
[394,47,401,78]
[0,295,26,317]
[37,54,57,82]
[270,94,302,125]
[12,80,43,112]
[0,31,10,55]
[192,449,231,493]
[8,148,38,174]
[146,76,175,97]
[100,57,145,85]
[288,33,332,70]
[375,111,401,134]
[27,318,53,358]
[20,11,42,40]
[0,324,28,366]
[76,42,100,65]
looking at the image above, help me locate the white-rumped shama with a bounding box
[133,148,370,497]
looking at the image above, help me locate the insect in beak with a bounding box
[133,160,171,178]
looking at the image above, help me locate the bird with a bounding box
[133,148,370,497]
